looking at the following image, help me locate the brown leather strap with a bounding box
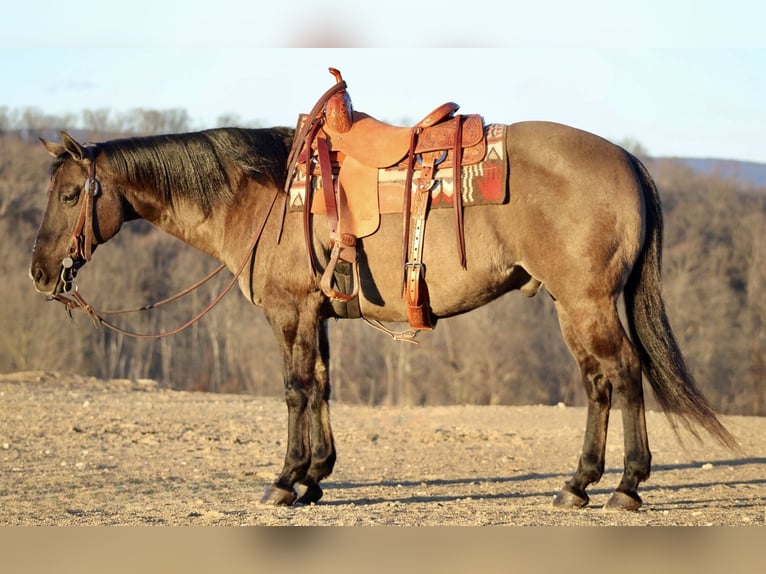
[299,119,325,276]
[316,137,338,240]
[82,192,95,261]
[69,192,89,260]
[400,127,420,292]
[405,159,435,330]
[453,115,466,268]
[69,147,101,263]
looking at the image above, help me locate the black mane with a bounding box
[96,127,294,216]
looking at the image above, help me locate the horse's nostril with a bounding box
[30,265,45,284]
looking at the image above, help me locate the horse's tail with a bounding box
[623,153,738,451]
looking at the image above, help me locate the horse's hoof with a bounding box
[604,490,642,511]
[260,484,298,506]
[296,482,324,505]
[552,486,589,509]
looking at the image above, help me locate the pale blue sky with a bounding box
[1,1,765,162]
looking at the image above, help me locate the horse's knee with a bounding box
[284,379,311,408]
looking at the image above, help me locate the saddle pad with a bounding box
[288,124,507,237]
[380,123,507,212]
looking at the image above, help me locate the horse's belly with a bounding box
[357,262,530,322]
[354,208,527,321]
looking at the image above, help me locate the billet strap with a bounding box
[404,159,435,330]
[453,115,466,268]
[400,127,420,292]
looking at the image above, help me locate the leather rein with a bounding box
[51,146,282,339]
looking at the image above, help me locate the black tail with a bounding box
[623,153,738,451]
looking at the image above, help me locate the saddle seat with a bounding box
[322,105,485,170]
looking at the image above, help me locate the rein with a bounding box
[51,150,283,339]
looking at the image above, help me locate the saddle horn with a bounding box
[324,68,354,133]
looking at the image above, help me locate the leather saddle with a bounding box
[285,68,487,330]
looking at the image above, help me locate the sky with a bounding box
[1,1,765,163]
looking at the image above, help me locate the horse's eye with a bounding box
[61,188,80,205]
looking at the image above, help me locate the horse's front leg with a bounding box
[294,319,336,504]
[260,294,333,506]
[260,373,312,506]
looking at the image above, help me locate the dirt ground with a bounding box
[1,371,764,526]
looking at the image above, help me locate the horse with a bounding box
[29,117,737,511]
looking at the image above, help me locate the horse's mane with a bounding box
[96,127,294,216]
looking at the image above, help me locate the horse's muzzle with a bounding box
[30,256,85,296]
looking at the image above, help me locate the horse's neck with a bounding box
[124,184,228,261]
[124,178,278,274]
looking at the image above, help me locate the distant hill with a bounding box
[673,158,766,189]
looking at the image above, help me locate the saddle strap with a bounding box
[453,115,466,268]
[301,118,325,277]
[400,127,420,290]
[317,136,339,240]
[405,163,435,331]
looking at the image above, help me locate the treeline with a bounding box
[0,106,261,141]
[1,113,764,416]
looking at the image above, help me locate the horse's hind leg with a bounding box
[552,300,651,510]
[551,304,611,508]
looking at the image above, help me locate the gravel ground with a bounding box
[1,371,764,526]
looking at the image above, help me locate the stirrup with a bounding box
[320,238,360,302]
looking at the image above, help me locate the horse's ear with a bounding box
[60,131,87,161]
[40,137,66,158]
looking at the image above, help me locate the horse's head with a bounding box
[30,132,126,296]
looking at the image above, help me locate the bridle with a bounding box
[54,145,100,294]
[51,146,283,339]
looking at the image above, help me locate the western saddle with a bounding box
[285,68,487,330]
